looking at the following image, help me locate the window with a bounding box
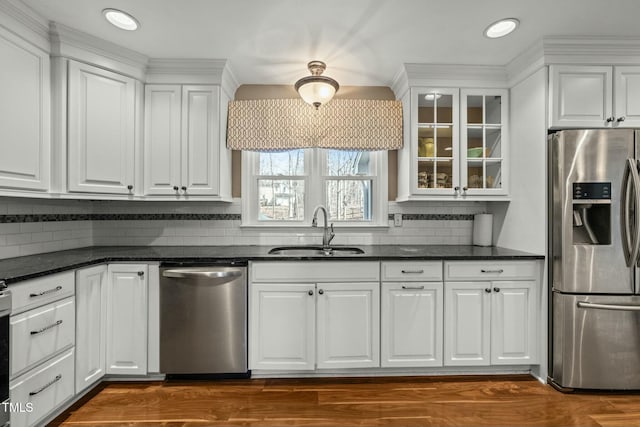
[242,149,388,227]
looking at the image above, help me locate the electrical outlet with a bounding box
[394,213,403,227]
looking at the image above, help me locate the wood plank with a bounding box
[50,375,640,426]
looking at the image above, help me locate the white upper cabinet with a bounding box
[550,65,640,128]
[0,27,50,191]
[397,86,509,201]
[145,85,223,197]
[67,60,137,194]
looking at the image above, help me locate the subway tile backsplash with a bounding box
[0,197,487,259]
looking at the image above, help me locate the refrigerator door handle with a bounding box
[577,301,640,312]
[621,158,640,267]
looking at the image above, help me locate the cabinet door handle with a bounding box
[484,288,492,293]
[402,285,425,290]
[137,271,145,277]
[493,287,501,292]
[318,289,324,295]
[481,269,504,274]
[308,290,314,296]
[173,186,179,191]
[401,269,424,274]
[29,374,62,396]
[454,186,460,195]
[618,116,627,123]
[181,186,187,191]
[29,285,63,298]
[606,116,616,123]
[127,185,133,191]
[30,320,63,335]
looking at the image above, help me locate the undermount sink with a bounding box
[268,246,365,256]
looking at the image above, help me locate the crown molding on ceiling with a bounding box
[0,0,49,51]
[146,58,239,97]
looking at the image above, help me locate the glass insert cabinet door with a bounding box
[413,87,459,195]
[460,89,509,195]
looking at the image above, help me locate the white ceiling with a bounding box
[21,0,640,86]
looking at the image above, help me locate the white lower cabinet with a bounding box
[444,261,539,366]
[249,261,380,371]
[381,261,444,367]
[381,282,443,367]
[316,282,379,369]
[106,264,148,375]
[75,265,107,392]
[250,284,315,370]
[9,348,75,427]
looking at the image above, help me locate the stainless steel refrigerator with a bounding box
[549,129,640,390]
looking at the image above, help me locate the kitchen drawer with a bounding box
[9,348,75,427]
[251,261,380,282]
[11,297,75,377]
[444,261,539,281]
[10,271,74,314]
[381,261,442,281]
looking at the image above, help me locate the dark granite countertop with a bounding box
[0,245,544,284]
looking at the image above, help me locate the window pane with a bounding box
[326,179,372,221]
[326,150,370,176]
[258,150,304,175]
[258,179,304,220]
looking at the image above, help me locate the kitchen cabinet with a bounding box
[67,60,138,195]
[0,26,50,192]
[316,282,379,369]
[381,261,443,367]
[106,264,148,375]
[75,265,107,392]
[249,261,380,371]
[397,87,508,201]
[250,283,315,370]
[444,261,538,366]
[550,65,640,128]
[144,84,225,197]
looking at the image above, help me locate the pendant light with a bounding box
[295,61,339,109]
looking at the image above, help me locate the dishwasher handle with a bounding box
[162,269,243,283]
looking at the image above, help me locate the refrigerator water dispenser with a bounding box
[572,182,611,245]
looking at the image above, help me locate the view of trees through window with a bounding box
[257,149,372,222]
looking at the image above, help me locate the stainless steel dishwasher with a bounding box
[160,263,248,377]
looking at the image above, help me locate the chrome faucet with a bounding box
[312,205,335,250]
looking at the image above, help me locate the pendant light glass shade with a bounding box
[295,61,339,109]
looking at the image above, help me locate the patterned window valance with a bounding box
[226,98,403,151]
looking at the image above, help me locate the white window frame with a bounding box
[241,149,388,227]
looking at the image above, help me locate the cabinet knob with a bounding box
[462,186,468,192]
[606,116,616,123]
[493,287,501,292]
[308,290,314,296]
[137,271,144,277]
[181,186,187,191]
[173,186,179,191]
[127,185,133,191]
[454,186,460,195]
[618,116,626,123]
[485,288,492,293]
[318,289,324,295]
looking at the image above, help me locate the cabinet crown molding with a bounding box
[391,63,508,98]
[542,36,640,65]
[50,22,149,80]
[146,58,239,96]
[0,0,49,51]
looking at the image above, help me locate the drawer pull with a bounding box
[401,269,425,274]
[401,285,425,290]
[480,269,504,274]
[29,285,63,298]
[30,320,63,335]
[29,374,62,396]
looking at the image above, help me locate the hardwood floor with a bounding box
[50,375,640,426]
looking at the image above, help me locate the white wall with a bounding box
[491,67,547,254]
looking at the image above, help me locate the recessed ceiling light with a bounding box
[102,8,140,31]
[484,18,519,39]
